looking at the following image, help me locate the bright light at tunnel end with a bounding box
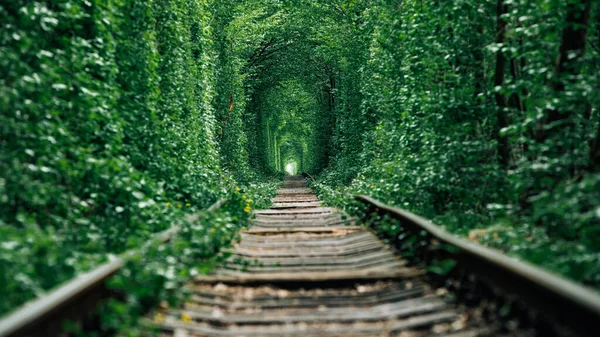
[285,162,298,175]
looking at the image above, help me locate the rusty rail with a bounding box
[0,199,227,337]
[4,179,600,336]
[356,195,600,337]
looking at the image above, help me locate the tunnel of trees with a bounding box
[1,0,600,319]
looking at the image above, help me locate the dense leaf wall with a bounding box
[313,0,600,287]
[0,0,268,314]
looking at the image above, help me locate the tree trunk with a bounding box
[473,5,486,99]
[509,56,525,113]
[591,122,600,167]
[538,0,592,142]
[590,4,600,168]
[494,0,511,168]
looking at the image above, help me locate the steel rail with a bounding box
[356,195,600,337]
[0,199,228,337]
[301,172,316,183]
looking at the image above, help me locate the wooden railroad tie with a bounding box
[147,176,516,337]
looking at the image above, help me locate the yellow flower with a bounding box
[210,228,216,233]
[246,199,253,204]
[165,202,171,207]
[242,195,247,200]
[177,204,182,208]
[235,187,240,192]
[186,203,191,207]
[154,312,165,323]
[244,206,251,213]
[370,185,375,189]
[181,312,192,323]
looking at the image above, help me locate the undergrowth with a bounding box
[312,181,600,291]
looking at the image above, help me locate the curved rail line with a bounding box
[1,177,600,337]
[356,195,600,337]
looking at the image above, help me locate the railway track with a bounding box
[2,176,600,336]
[145,176,600,337]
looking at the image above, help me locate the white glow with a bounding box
[285,162,298,175]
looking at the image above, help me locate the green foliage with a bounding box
[97,193,256,336]
[2,0,600,322]
[264,0,600,287]
[0,0,278,315]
